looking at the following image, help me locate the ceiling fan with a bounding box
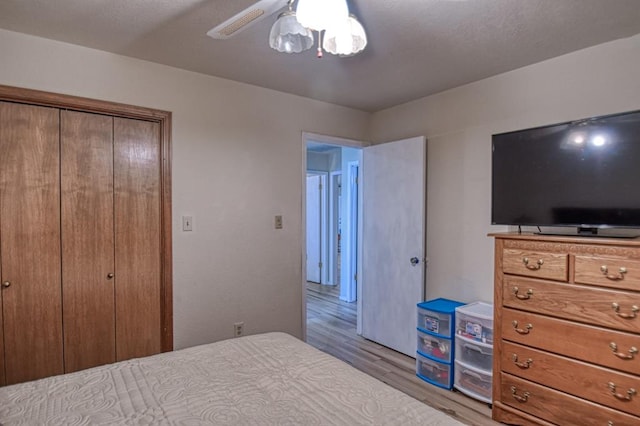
[206,0,367,57]
[207,0,289,40]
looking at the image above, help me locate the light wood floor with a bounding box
[305,282,499,426]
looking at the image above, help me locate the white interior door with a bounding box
[306,174,322,283]
[361,136,426,357]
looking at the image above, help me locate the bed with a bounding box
[0,332,463,425]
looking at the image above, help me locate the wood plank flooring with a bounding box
[305,282,499,426]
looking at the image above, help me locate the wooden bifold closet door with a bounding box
[113,117,162,360]
[61,110,116,372]
[0,102,64,385]
[61,111,162,372]
[0,88,171,385]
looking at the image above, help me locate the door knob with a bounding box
[107,273,114,280]
[1,281,10,288]
[410,257,420,266]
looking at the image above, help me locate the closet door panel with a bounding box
[114,117,162,360]
[0,269,4,386]
[61,110,116,373]
[0,102,63,384]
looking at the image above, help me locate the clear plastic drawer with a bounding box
[455,335,493,372]
[417,329,452,363]
[454,360,492,403]
[416,353,453,389]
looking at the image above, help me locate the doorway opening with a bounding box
[303,133,364,342]
[303,134,427,359]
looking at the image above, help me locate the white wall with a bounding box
[306,151,330,171]
[0,28,369,349]
[3,26,640,346]
[370,34,640,304]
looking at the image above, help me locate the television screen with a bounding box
[492,110,640,230]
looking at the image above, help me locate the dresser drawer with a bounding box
[501,308,640,375]
[500,373,640,426]
[502,276,640,333]
[575,255,640,292]
[502,248,568,281]
[502,341,640,416]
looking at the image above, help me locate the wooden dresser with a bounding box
[491,233,640,425]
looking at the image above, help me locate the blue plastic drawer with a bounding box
[417,329,452,363]
[417,298,464,338]
[416,352,453,389]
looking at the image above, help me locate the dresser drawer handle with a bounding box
[609,343,638,360]
[512,354,533,369]
[601,265,627,281]
[510,386,530,403]
[611,303,639,319]
[523,257,543,270]
[608,382,637,401]
[512,320,533,335]
[513,286,533,300]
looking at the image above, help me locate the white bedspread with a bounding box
[0,332,463,425]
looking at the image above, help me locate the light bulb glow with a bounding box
[323,15,367,56]
[296,0,349,31]
[592,135,606,147]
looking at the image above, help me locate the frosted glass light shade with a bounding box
[296,0,349,31]
[269,11,314,53]
[323,14,367,56]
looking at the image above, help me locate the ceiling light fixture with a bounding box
[269,2,314,53]
[268,0,366,57]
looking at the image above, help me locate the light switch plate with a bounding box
[275,215,283,229]
[182,216,193,231]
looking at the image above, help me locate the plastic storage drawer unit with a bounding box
[454,301,493,403]
[417,329,452,363]
[416,298,464,390]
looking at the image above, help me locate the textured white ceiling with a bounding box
[1,0,639,112]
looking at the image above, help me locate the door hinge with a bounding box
[354,273,357,282]
[319,262,323,269]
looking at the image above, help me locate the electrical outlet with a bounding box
[234,322,244,337]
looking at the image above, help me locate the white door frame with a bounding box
[342,161,359,303]
[307,170,329,284]
[301,132,368,341]
[328,170,342,286]
[305,173,323,283]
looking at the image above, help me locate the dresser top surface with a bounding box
[489,232,640,247]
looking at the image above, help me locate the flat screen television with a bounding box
[491,109,640,236]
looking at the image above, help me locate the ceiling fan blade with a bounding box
[207,0,289,40]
